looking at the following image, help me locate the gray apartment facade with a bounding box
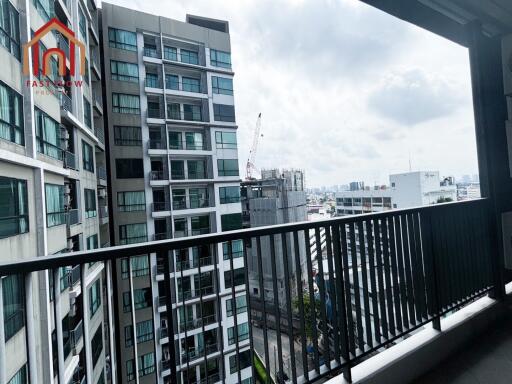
[0,1,110,384]
[100,3,249,384]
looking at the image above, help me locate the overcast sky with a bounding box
[106,0,479,188]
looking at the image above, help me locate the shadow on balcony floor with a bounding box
[414,316,512,384]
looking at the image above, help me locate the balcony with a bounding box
[64,151,77,170]
[97,166,107,185]
[152,202,171,212]
[150,170,168,181]
[59,92,72,113]
[66,209,80,226]
[154,232,172,241]
[0,199,506,384]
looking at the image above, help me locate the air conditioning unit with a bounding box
[69,297,77,317]
[64,184,72,195]
[61,130,70,140]
[98,189,107,198]
[67,239,74,250]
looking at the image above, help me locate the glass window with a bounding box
[191,215,210,235]
[84,189,97,218]
[7,364,26,384]
[182,77,200,92]
[112,93,140,114]
[83,96,91,128]
[82,140,94,172]
[163,45,177,61]
[121,255,150,279]
[123,288,151,312]
[78,6,86,39]
[0,177,28,238]
[223,239,243,260]
[145,73,159,88]
[114,126,141,146]
[0,1,20,60]
[187,160,206,179]
[212,76,233,95]
[226,295,247,317]
[118,191,145,212]
[91,325,103,367]
[168,131,182,149]
[116,158,143,179]
[229,349,251,374]
[167,103,181,120]
[45,184,65,227]
[217,159,239,177]
[3,274,24,341]
[173,217,187,237]
[125,319,154,347]
[210,49,231,68]
[227,322,249,345]
[189,188,208,209]
[119,223,147,245]
[180,49,198,65]
[143,43,157,57]
[35,108,62,160]
[215,131,237,149]
[0,81,23,145]
[213,103,235,122]
[86,234,98,250]
[165,74,179,90]
[111,60,138,82]
[224,268,245,289]
[220,186,240,204]
[170,161,185,179]
[108,27,137,51]
[221,213,242,231]
[183,104,201,121]
[185,132,204,150]
[89,279,101,317]
[33,0,53,21]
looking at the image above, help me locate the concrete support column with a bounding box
[105,261,117,384]
[53,269,65,384]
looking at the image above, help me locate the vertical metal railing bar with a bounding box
[255,236,271,383]
[357,221,373,348]
[483,202,497,290]
[270,234,284,382]
[162,250,177,384]
[315,227,331,367]
[197,245,209,383]
[412,212,428,320]
[331,224,352,382]
[365,219,380,345]
[78,264,89,384]
[178,251,191,377]
[407,213,424,321]
[463,208,477,298]
[445,208,460,305]
[281,232,298,383]
[227,240,242,384]
[401,214,416,327]
[348,222,364,352]
[304,229,320,373]
[212,242,226,384]
[387,216,403,333]
[437,209,451,310]
[381,218,395,337]
[373,218,388,340]
[324,226,341,362]
[53,267,65,384]
[292,231,309,381]
[453,206,468,302]
[393,216,409,330]
[127,256,140,384]
[420,210,441,331]
[242,238,257,384]
[480,203,493,288]
[340,223,356,353]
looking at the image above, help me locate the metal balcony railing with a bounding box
[152,202,171,212]
[67,209,79,226]
[154,232,172,241]
[0,199,500,384]
[99,206,108,219]
[149,138,165,149]
[64,151,77,170]
[97,166,107,181]
[56,32,70,58]
[150,170,167,180]
[70,265,81,286]
[59,92,72,113]
[71,319,83,347]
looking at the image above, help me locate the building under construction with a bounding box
[241,169,307,311]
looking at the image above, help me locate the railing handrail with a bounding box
[0,198,489,274]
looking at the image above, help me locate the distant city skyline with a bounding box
[107,0,479,186]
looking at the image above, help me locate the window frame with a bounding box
[108,27,137,51]
[0,80,24,145]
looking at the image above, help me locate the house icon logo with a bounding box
[23,18,86,77]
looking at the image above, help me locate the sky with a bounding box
[105,0,479,188]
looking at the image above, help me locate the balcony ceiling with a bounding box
[360,0,512,46]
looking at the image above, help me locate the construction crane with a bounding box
[246,113,263,180]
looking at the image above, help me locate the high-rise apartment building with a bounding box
[100,3,248,383]
[0,1,109,384]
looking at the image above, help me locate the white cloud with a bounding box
[104,0,479,187]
